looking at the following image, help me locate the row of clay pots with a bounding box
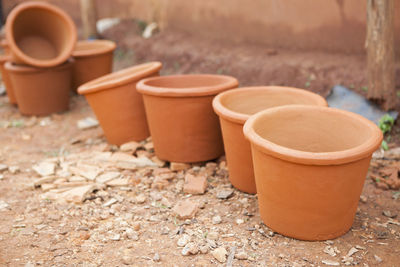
[0,1,116,116]
[78,61,382,241]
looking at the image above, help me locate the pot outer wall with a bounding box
[72,52,114,92]
[5,62,72,116]
[142,94,225,163]
[0,57,17,105]
[84,76,155,146]
[219,117,255,194]
[251,146,372,241]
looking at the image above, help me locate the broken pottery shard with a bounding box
[216,189,234,199]
[183,173,207,195]
[0,200,10,210]
[32,162,56,177]
[69,164,101,181]
[120,141,140,152]
[33,176,57,187]
[322,260,340,266]
[61,184,96,203]
[212,247,227,263]
[172,200,198,219]
[170,162,191,171]
[77,117,99,129]
[96,172,121,184]
[106,178,130,187]
[110,152,157,168]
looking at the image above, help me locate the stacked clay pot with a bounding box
[0,39,17,105]
[4,1,77,115]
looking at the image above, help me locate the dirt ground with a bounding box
[0,22,399,266]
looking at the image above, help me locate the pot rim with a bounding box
[136,74,239,97]
[72,40,116,58]
[243,105,383,165]
[213,86,328,124]
[4,58,74,73]
[5,1,77,68]
[77,61,162,95]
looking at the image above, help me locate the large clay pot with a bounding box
[72,40,116,92]
[213,86,327,194]
[78,62,162,145]
[137,74,238,163]
[5,59,73,116]
[0,54,17,105]
[243,105,382,240]
[5,1,77,68]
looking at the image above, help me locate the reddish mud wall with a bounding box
[2,0,400,54]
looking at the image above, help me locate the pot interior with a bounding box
[253,108,375,153]
[12,7,70,60]
[143,75,230,89]
[221,88,325,116]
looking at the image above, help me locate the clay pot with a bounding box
[213,86,328,194]
[5,59,73,116]
[243,105,382,240]
[78,62,162,145]
[137,74,238,163]
[72,40,116,91]
[0,54,17,105]
[0,39,10,55]
[5,1,77,68]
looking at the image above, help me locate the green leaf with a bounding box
[378,114,395,134]
[381,140,389,151]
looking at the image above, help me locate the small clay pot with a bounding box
[5,59,73,116]
[243,105,382,240]
[0,54,17,105]
[213,86,328,194]
[137,74,239,163]
[72,40,116,92]
[5,1,77,68]
[78,62,162,145]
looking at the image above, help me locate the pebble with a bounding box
[32,162,56,177]
[170,162,191,171]
[103,198,117,207]
[77,117,99,129]
[216,189,234,199]
[346,247,359,257]
[199,245,209,254]
[172,200,198,219]
[183,173,207,195]
[0,174,3,180]
[235,250,248,260]
[212,247,228,263]
[153,252,160,262]
[360,195,367,203]
[382,210,397,218]
[125,228,139,240]
[8,166,19,174]
[109,234,121,241]
[236,218,244,225]
[177,234,191,247]
[0,200,9,210]
[132,221,141,231]
[322,260,340,266]
[135,194,147,204]
[0,164,8,172]
[374,255,382,263]
[212,215,222,224]
[182,242,198,256]
[120,141,140,152]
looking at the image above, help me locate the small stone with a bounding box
[182,242,198,256]
[33,176,57,187]
[120,141,140,152]
[77,117,99,129]
[236,218,244,225]
[8,166,19,174]
[216,189,234,199]
[135,194,147,204]
[346,247,359,257]
[0,200,9,210]
[0,174,3,180]
[153,253,160,262]
[212,215,222,224]
[322,260,340,266]
[207,231,219,241]
[24,262,35,267]
[323,246,337,257]
[151,156,166,167]
[96,172,120,184]
[122,255,133,265]
[200,245,208,254]
[177,234,191,247]
[32,162,56,177]
[172,200,198,219]
[374,255,382,263]
[235,250,248,260]
[41,183,57,192]
[109,233,121,241]
[0,164,8,172]
[183,173,207,195]
[106,178,130,187]
[170,162,191,171]
[360,195,367,203]
[103,198,118,207]
[212,247,227,263]
[132,221,141,231]
[125,228,139,240]
[382,210,397,218]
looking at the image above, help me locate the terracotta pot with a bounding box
[78,62,162,145]
[5,1,77,68]
[0,54,17,105]
[213,86,328,194]
[243,105,382,240]
[72,40,116,92]
[5,59,73,116]
[137,74,239,163]
[0,39,10,55]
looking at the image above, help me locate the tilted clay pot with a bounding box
[5,59,73,116]
[213,86,327,194]
[5,1,77,68]
[0,54,17,105]
[72,40,116,92]
[243,105,382,240]
[78,62,162,145]
[137,74,238,163]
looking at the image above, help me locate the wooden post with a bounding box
[366,0,395,111]
[80,0,98,39]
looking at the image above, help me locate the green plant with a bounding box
[361,86,368,92]
[381,140,389,151]
[379,114,395,134]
